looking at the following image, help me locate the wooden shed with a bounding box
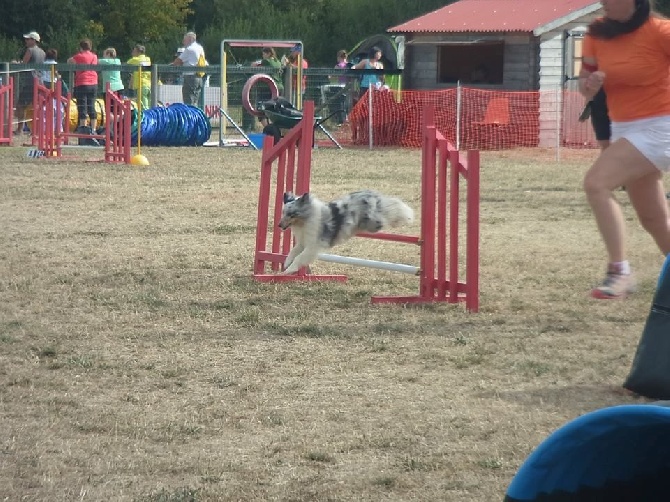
[388,0,603,146]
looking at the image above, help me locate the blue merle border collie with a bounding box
[278,190,414,274]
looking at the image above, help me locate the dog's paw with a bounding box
[282,263,312,275]
[282,265,299,275]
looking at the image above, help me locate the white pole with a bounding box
[318,253,419,275]
[456,81,462,151]
[368,86,373,150]
[556,85,561,162]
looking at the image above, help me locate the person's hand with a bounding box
[585,70,605,96]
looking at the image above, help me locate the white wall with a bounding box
[155,84,222,127]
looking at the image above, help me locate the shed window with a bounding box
[566,27,587,80]
[438,41,504,84]
[572,37,584,76]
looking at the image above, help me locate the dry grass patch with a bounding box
[0,145,661,501]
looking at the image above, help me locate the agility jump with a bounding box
[25,79,132,163]
[0,78,13,146]
[253,100,480,311]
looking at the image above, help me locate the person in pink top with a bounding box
[67,38,99,132]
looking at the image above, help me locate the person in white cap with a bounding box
[16,31,45,134]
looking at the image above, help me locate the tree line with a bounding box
[0,0,452,67]
[4,0,670,69]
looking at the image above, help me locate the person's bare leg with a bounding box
[584,138,658,263]
[626,172,670,255]
[583,139,661,297]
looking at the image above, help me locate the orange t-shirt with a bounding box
[583,17,670,121]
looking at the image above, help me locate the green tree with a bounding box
[655,0,670,16]
[97,0,193,57]
[0,0,96,59]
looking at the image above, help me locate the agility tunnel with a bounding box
[504,402,670,501]
[131,103,211,147]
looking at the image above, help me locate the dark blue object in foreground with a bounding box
[504,403,670,501]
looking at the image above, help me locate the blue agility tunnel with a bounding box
[504,402,670,501]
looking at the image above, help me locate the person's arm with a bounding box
[170,57,183,66]
[578,35,603,100]
[21,49,31,64]
[352,59,367,70]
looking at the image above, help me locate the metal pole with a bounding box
[456,81,462,151]
[2,63,8,141]
[151,65,158,108]
[556,85,561,162]
[368,86,373,150]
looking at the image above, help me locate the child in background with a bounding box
[331,49,349,124]
[99,47,124,98]
[42,48,68,95]
[127,44,151,110]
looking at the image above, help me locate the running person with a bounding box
[580,0,670,299]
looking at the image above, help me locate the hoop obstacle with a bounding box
[252,100,480,311]
[218,38,303,147]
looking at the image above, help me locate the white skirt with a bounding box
[611,115,670,173]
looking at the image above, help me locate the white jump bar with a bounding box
[317,253,419,275]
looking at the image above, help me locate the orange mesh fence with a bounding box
[339,87,598,150]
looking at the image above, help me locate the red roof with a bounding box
[388,0,601,34]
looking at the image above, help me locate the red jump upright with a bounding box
[0,78,13,146]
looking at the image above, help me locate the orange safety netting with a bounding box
[344,87,597,150]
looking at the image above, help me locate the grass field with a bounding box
[0,144,661,501]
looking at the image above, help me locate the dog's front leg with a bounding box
[283,243,303,271]
[282,248,320,274]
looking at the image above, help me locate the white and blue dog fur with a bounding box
[278,189,414,274]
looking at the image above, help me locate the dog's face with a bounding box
[278,192,310,230]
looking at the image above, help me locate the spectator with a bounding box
[255,47,284,127]
[170,31,206,106]
[171,48,185,85]
[41,48,68,95]
[579,0,670,299]
[333,49,349,85]
[127,44,151,110]
[67,38,99,134]
[331,49,350,124]
[98,47,124,98]
[282,44,308,104]
[258,47,284,95]
[15,31,45,134]
[352,46,384,102]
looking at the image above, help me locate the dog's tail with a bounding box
[381,196,414,228]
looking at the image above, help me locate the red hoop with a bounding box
[242,74,279,117]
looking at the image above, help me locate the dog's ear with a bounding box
[284,192,295,204]
[298,192,310,203]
